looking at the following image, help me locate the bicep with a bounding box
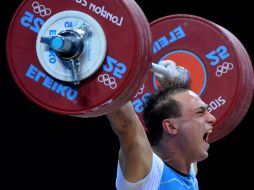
[118,127,152,182]
[107,102,153,182]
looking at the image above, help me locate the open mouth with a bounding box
[203,130,212,143]
[203,133,209,143]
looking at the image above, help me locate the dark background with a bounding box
[0,0,253,189]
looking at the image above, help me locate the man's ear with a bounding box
[162,118,177,135]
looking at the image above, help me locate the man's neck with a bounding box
[152,143,192,175]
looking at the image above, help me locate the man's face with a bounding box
[173,90,216,162]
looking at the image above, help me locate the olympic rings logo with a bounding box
[98,74,117,89]
[134,84,144,97]
[216,62,234,77]
[32,1,51,17]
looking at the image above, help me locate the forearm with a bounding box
[106,101,141,135]
[106,101,153,182]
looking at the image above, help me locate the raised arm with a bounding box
[106,60,192,183]
[106,101,153,182]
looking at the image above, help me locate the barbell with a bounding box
[6,0,254,143]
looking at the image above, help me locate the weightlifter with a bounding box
[107,60,216,190]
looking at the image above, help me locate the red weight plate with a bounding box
[214,26,254,140]
[131,14,248,143]
[83,0,153,117]
[7,0,150,116]
[108,0,153,113]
